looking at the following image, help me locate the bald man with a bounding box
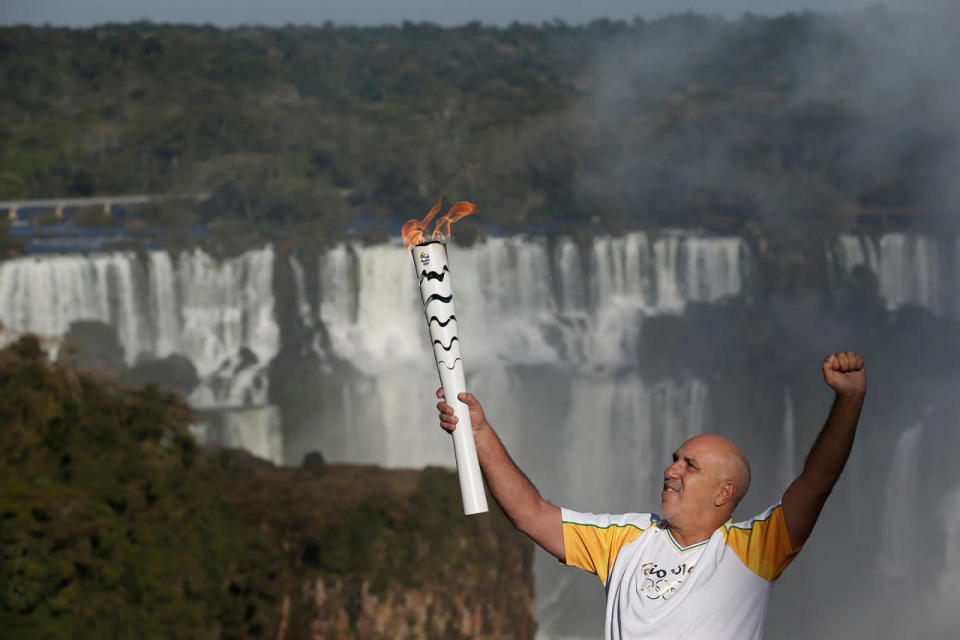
[436,352,866,639]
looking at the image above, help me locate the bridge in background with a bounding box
[0,193,211,254]
[0,193,209,220]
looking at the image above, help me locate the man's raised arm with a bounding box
[436,389,565,561]
[782,351,866,551]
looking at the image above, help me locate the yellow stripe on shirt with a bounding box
[563,520,647,584]
[724,504,800,581]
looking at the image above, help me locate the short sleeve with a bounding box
[561,509,651,584]
[724,503,800,581]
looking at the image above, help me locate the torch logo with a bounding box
[420,252,430,267]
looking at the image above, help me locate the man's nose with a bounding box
[664,461,681,478]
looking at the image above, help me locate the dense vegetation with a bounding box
[1,10,954,252]
[0,337,533,638]
[0,336,249,638]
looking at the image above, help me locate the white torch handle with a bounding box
[437,358,488,515]
[413,241,489,515]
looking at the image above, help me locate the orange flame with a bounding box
[402,196,478,250]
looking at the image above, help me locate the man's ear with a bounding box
[715,480,737,508]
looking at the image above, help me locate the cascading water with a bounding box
[830,232,954,317]
[314,233,748,373]
[878,422,925,582]
[289,253,314,329]
[190,406,283,464]
[0,253,148,359]
[0,246,282,462]
[302,233,744,466]
[939,486,960,600]
[780,389,797,489]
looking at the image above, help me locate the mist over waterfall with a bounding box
[940,486,960,599]
[829,233,960,318]
[2,230,960,638]
[878,422,925,582]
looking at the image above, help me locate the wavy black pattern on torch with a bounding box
[438,357,462,371]
[427,315,457,328]
[423,293,453,307]
[433,336,460,351]
[419,266,450,283]
[428,315,456,328]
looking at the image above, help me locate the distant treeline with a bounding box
[0,11,954,250]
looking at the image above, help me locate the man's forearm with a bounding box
[800,391,865,493]
[781,351,865,549]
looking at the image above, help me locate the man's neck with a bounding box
[666,516,727,549]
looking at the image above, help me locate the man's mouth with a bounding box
[662,481,681,494]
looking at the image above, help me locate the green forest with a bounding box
[0,337,533,638]
[1,11,954,252]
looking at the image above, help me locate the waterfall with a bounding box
[831,232,949,315]
[174,247,278,380]
[831,234,880,277]
[148,251,182,357]
[878,422,925,581]
[780,389,797,489]
[882,235,939,312]
[302,232,739,496]
[289,253,314,329]
[0,253,148,362]
[314,232,749,373]
[939,485,960,601]
[0,247,278,405]
[190,406,283,464]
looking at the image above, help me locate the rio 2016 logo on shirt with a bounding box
[640,562,696,601]
[420,252,430,267]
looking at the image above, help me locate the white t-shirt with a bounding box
[561,503,799,639]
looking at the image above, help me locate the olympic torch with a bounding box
[404,199,488,515]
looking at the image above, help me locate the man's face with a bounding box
[660,436,725,523]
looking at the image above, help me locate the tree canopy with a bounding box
[1,12,954,249]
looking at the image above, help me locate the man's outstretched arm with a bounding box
[437,389,565,561]
[782,351,866,551]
